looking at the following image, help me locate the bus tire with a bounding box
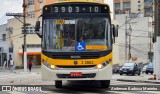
[138,71,141,76]
[120,73,123,75]
[55,81,62,88]
[101,80,110,88]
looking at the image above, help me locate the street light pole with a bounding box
[23,0,27,72]
[149,31,152,62]
[154,0,160,80]
[128,25,132,61]
[125,16,128,62]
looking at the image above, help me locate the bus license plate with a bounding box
[70,72,82,77]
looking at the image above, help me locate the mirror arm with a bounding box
[36,32,42,38]
[38,14,42,20]
[113,37,115,43]
[37,34,42,38]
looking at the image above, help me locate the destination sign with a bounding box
[43,4,109,13]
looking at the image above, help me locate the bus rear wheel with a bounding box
[101,80,110,88]
[55,81,62,88]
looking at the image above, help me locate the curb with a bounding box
[14,72,39,74]
[117,79,160,84]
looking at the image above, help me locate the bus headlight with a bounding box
[96,61,110,69]
[43,61,57,70]
[97,64,103,69]
[51,65,56,69]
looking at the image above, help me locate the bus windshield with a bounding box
[42,17,111,52]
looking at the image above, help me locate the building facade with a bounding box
[26,0,56,19]
[116,14,153,64]
[7,18,41,68]
[113,0,154,65]
[114,0,153,17]
[0,24,13,68]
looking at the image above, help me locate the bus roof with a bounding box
[44,1,110,9]
[55,0,104,3]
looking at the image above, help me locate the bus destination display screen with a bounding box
[43,4,109,13]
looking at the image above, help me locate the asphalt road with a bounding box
[0,68,159,94]
[1,80,160,94]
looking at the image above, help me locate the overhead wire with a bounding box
[118,28,150,32]
[0,34,23,43]
[114,43,148,55]
[0,33,23,41]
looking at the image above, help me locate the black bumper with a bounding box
[119,70,133,74]
[146,70,153,73]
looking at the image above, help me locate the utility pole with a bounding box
[23,0,27,72]
[125,10,131,62]
[154,0,160,80]
[128,25,132,61]
[148,12,154,63]
[153,0,156,78]
[149,31,152,62]
[125,16,128,62]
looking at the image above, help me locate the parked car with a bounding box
[141,65,148,74]
[119,62,141,76]
[146,63,153,74]
[113,67,120,74]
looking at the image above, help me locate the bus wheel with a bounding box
[132,71,135,76]
[101,80,110,88]
[55,81,62,88]
[120,73,123,75]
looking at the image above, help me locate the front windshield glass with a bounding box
[148,63,153,67]
[123,63,134,67]
[42,17,111,52]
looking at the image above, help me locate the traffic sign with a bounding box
[6,13,23,17]
[76,42,86,51]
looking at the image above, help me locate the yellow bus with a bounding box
[35,1,118,88]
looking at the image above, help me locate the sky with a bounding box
[0,0,113,24]
[0,0,23,24]
[105,0,113,12]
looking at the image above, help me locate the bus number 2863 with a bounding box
[81,61,93,64]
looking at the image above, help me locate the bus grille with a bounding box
[57,65,96,68]
[57,73,96,78]
[52,54,100,59]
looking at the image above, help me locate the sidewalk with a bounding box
[0,67,40,74]
[114,74,160,84]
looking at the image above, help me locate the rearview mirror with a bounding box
[152,37,155,43]
[35,21,40,31]
[112,25,118,37]
[35,21,42,38]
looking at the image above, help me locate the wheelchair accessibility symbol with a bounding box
[76,42,86,51]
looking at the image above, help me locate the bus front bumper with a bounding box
[41,64,112,81]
